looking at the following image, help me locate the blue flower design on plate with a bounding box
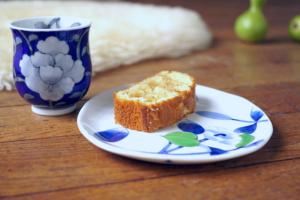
[92,109,268,156]
[95,128,129,142]
[197,109,267,134]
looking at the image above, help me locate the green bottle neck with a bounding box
[249,0,266,12]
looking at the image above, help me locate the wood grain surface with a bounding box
[1,0,300,199]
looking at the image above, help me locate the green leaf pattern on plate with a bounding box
[163,132,200,147]
[235,134,255,148]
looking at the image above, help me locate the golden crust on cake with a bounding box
[114,71,196,132]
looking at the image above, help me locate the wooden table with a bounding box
[1,0,299,199]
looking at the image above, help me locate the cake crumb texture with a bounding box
[114,71,196,132]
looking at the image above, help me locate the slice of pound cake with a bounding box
[114,71,196,132]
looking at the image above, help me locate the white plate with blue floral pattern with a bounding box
[77,85,273,164]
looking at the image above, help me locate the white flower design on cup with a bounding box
[19,36,85,101]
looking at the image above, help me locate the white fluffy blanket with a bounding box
[0,1,212,91]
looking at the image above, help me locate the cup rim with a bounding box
[9,16,91,32]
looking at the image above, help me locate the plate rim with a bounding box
[77,84,273,164]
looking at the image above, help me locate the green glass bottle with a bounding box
[234,0,268,42]
[288,15,300,42]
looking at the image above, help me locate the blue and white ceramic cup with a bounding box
[10,16,92,116]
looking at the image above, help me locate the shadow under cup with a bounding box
[10,16,92,116]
